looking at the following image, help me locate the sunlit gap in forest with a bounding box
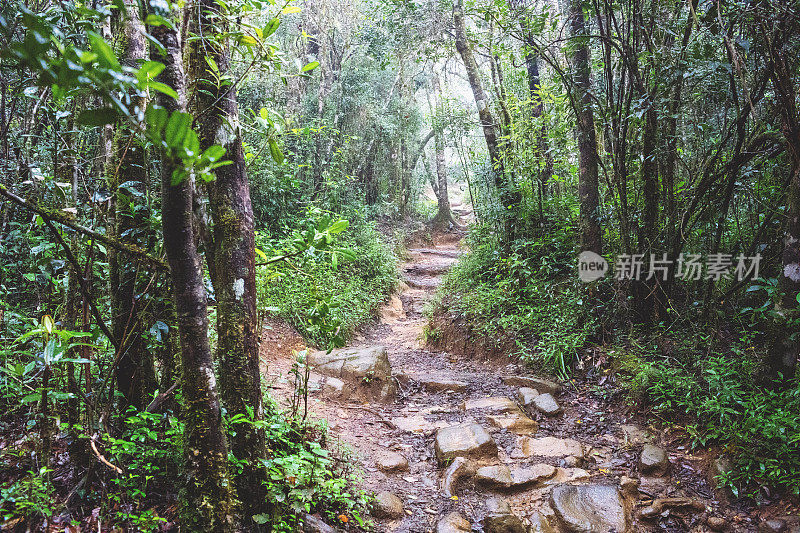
[0,0,799,531]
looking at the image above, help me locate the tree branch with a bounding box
[0,183,169,272]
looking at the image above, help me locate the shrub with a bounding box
[625,341,800,498]
[258,212,397,348]
[437,223,596,376]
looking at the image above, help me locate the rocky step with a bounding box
[408,247,462,259]
[404,262,453,276]
[404,276,441,290]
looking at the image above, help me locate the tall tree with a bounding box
[762,2,800,386]
[567,0,601,254]
[185,0,267,521]
[108,0,156,409]
[453,0,518,242]
[149,1,235,528]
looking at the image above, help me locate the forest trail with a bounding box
[261,230,753,533]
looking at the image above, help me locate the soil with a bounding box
[259,232,798,533]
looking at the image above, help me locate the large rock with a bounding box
[462,397,519,413]
[435,423,498,464]
[502,376,561,395]
[488,413,539,434]
[308,346,396,402]
[377,450,409,473]
[436,512,471,533]
[550,484,630,532]
[442,456,476,497]
[483,497,527,533]
[515,436,584,458]
[533,393,563,416]
[476,463,556,490]
[639,444,668,474]
[371,491,404,519]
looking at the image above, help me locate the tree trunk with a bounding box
[430,76,453,228]
[764,9,800,385]
[186,0,267,522]
[109,0,156,410]
[568,0,601,254]
[454,0,517,242]
[150,7,235,530]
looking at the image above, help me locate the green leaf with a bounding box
[87,31,121,70]
[147,80,179,100]
[268,139,284,165]
[139,60,165,79]
[328,219,348,234]
[301,61,320,72]
[263,18,280,38]
[202,145,226,163]
[165,111,192,149]
[282,5,301,14]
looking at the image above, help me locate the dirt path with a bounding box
[261,237,779,533]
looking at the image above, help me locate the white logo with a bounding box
[578,251,608,282]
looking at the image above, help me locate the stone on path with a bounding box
[436,512,471,533]
[462,397,519,413]
[488,413,539,434]
[371,491,404,519]
[639,497,707,519]
[502,376,561,395]
[301,513,340,533]
[435,423,498,464]
[514,436,584,458]
[620,424,653,445]
[308,345,396,402]
[529,512,559,533]
[518,387,539,405]
[476,463,557,490]
[483,497,527,533]
[546,467,591,485]
[418,376,468,393]
[550,484,630,533]
[638,444,668,474]
[533,393,563,416]
[441,456,476,497]
[707,516,728,531]
[376,450,409,473]
[392,415,448,434]
[760,518,788,533]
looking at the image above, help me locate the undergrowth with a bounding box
[435,223,598,376]
[257,212,397,348]
[618,328,800,499]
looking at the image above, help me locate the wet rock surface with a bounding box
[550,484,630,532]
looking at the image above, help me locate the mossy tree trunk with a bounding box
[149,4,235,530]
[186,0,267,523]
[567,0,601,255]
[109,0,156,410]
